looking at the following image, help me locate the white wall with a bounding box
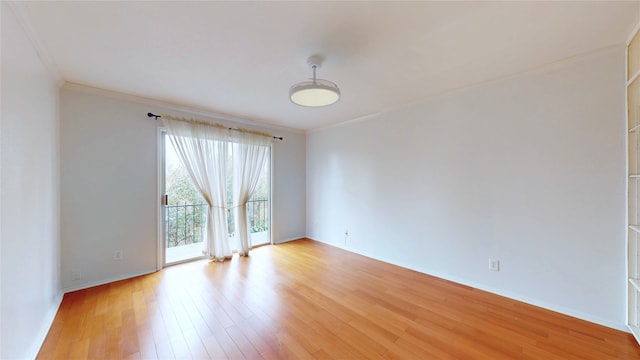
[307,47,627,329]
[1,3,62,358]
[60,85,306,291]
[273,130,306,243]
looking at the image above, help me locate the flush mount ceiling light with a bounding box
[289,56,340,107]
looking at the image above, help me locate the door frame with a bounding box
[157,127,274,268]
[156,127,166,270]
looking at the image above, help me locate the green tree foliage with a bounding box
[166,165,206,247]
[167,165,204,206]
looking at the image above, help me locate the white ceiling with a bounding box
[22,1,640,131]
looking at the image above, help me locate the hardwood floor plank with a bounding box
[202,311,246,359]
[234,316,278,356]
[394,334,454,359]
[148,307,175,359]
[123,351,141,360]
[225,325,263,360]
[183,327,211,359]
[334,322,386,358]
[104,327,123,360]
[86,314,107,359]
[243,312,286,357]
[135,324,158,360]
[160,309,191,359]
[120,309,140,357]
[276,332,316,360]
[67,338,90,360]
[37,239,640,359]
[202,334,229,359]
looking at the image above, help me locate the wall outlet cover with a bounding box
[489,259,500,272]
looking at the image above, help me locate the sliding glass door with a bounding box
[160,131,271,266]
[163,132,207,264]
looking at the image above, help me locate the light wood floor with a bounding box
[38,238,640,359]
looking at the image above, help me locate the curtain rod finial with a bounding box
[147,112,161,120]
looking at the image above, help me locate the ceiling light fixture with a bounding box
[290,56,340,107]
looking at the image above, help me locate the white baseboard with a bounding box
[274,236,306,244]
[309,237,628,333]
[29,290,63,359]
[62,269,158,293]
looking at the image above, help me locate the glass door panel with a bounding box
[164,133,206,265]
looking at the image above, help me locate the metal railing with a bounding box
[165,199,268,248]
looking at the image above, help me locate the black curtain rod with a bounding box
[147,112,284,141]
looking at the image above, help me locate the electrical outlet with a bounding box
[489,259,500,272]
[113,250,123,260]
[70,270,81,281]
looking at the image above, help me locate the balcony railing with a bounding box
[165,199,268,248]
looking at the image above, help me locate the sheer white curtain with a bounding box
[232,132,273,255]
[162,118,232,261]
